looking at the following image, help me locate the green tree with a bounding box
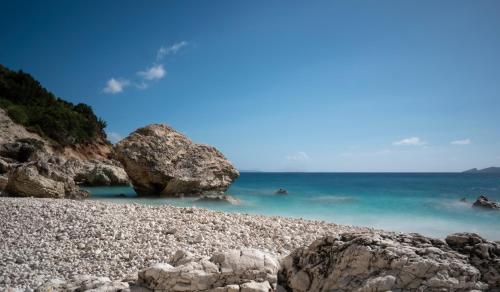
[0,64,108,146]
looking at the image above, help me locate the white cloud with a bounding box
[285,151,310,161]
[393,137,426,146]
[103,42,187,94]
[138,64,166,80]
[451,139,471,145]
[107,132,123,144]
[102,78,129,94]
[157,41,188,60]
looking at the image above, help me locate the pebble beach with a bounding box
[0,197,373,290]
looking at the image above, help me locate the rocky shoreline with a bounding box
[2,198,500,291]
[0,197,371,290]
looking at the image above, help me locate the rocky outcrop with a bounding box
[28,224,500,292]
[0,174,8,190]
[114,124,239,196]
[278,232,490,291]
[5,161,89,199]
[69,159,129,186]
[0,138,45,163]
[446,232,500,288]
[137,249,278,291]
[0,108,45,146]
[0,108,129,197]
[473,195,500,210]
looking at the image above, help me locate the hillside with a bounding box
[463,167,500,174]
[0,65,128,188]
[0,64,107,146]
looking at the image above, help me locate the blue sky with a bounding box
[1,0,500,172]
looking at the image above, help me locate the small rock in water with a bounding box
[473,195,500,210]
[275,188,288,195]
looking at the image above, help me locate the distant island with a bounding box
[463,167,500,174]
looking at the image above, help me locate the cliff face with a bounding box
[0,107,111,160]
[0,108,129,198]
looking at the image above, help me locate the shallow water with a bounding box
[87,172,500,240]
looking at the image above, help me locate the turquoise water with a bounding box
[87,172,500,240]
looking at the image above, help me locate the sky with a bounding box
[1,0,500,172]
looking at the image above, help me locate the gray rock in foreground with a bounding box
[33,232,500,292]
[137,248,278,291]
[279,232,496,291]
[446,232,500,289]
[34,248,279,292]
[114,124,239,196]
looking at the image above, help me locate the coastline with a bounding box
[0,197,375,289]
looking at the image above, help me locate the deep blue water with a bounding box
[87,172,500,240]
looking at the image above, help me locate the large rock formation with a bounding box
[0,108,129,197]
[446,233,500,288]
[114,124,239,196]
[473,195,500,210]
[68,159,129,186]
[278,232,491,291]
[5,160,89,199]
[137,249,278,291]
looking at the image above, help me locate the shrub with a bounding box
[0,65,108,146]
[7,105,28,124]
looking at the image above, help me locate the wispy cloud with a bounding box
[157,41,188,61]
[102,78,129,94]
[138,64,166,80]
[393,137,426,146]
[451,139,471,145]
[107,132,123,144]
[285,151,310,161]
[102,41,187,94]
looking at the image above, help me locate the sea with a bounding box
[86,172,500,240]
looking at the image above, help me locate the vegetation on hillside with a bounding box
[0,64,107,146]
